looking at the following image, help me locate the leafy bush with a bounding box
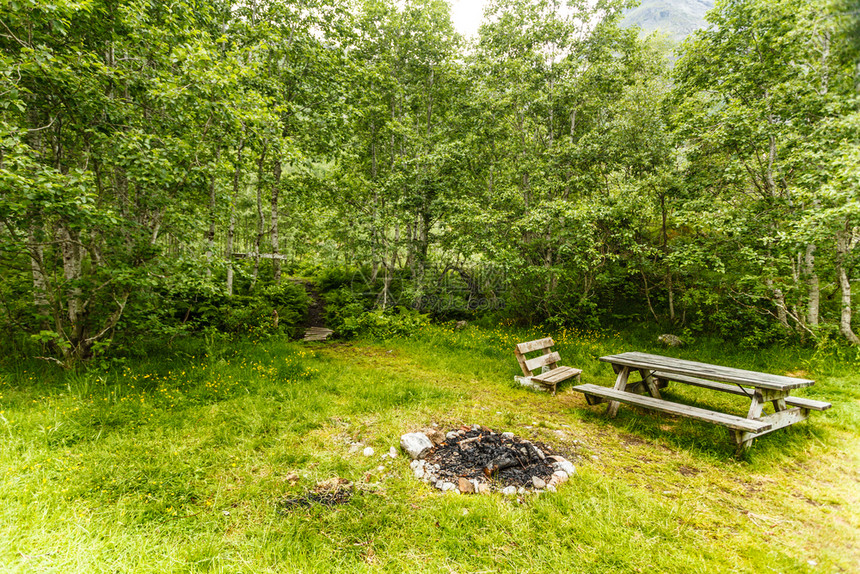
[316,266,370,293]
[338,307,430,339]
[322,287,368,332]
[221,283,310,338]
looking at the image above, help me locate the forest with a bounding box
[1,0,858,364]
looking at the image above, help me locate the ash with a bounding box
[416,427,569,493]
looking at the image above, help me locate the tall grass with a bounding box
[0,327,857,573]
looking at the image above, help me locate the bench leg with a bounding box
[606,367,630,418]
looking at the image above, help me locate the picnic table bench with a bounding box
[571,352,831,455]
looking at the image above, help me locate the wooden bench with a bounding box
[574,383,772,433]
[571,352,830,455]
[514,338,582,395]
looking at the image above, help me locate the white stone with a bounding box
[501,432,514,440]
[532,476,546,489]
[446,431,459,441]
[376,466,384,472]
[547,484,557,493]
[549,471,569,488]
[471,424,480,432]
[441,482,457,492]
[400,433,433,460]
[502,486,517,495]
[515,375,549,391]
[362,447,375,457]
[411,460,425,479]
[517,487,525,494]
[434,479,445,490]
[552,459,575,475]
[388,447,398,458]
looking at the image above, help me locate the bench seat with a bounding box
[532,366,582,386]
[650,371,832,411]
[571,383,772,433]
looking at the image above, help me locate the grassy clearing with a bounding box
[1,325,858,573]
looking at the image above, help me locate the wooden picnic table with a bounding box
[571,352,831,455]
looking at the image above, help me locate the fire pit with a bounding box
[402,426,575,495]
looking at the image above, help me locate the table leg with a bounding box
[606,366,630,418]
[639,369,662,400]
[734,390,766,454]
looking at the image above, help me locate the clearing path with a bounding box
[293,279,334,342]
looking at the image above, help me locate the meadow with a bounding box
[1,324,858,573]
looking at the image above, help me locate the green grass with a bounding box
[1,325,858,573]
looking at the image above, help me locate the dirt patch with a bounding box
[678,465,700,477]
[291,279,326,329]
[277,477,354,512]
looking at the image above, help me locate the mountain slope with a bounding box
[621,0,714,43]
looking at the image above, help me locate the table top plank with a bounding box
[599,352,814,391]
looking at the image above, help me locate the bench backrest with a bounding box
[514,337,561,377]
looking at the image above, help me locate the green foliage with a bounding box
[1,0,858,365]
[338,307,430,339]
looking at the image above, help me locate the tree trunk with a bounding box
[251,144,266,291]
[271,159,281,285]
[226,136,244,296]
[765,277,790,329]
[804,243,819,327]
[660,193,675,321]
[28,222,50,322]
[206,146,220,278]
[836,222,859,344]
[59,225,85,358]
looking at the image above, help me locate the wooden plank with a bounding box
[524,351,562,373]
[783,396,831,411]
[516,338,555,354]
[532,366,582,385]
[653,370,831,411]
[303,327,334,341]
[653,370,754,397]
[572,384,772,433]
[734,408,809,452]
[232,252,291,260]
[513,347,532,377]
[600,352,814,391]
[750,407,808,435]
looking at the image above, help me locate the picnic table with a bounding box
[571,352,831,455]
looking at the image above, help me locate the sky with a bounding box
[449,0,487,37]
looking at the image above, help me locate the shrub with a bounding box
[338,307,430,339]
